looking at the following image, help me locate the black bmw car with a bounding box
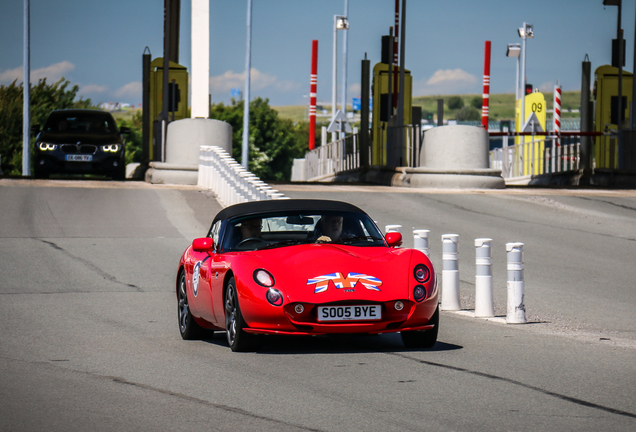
[33,109,129,179]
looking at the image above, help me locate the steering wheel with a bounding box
[236,237,267,247]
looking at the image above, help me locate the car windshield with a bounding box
[221,210,386,251]
[43,112,117,134]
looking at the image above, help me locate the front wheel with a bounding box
[225,277,259,352]
[401,306,439,349]
[177,271,204,340]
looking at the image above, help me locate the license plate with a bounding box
[317,305,382,322]
[66,155,92,162]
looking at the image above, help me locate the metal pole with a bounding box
[142,47,151,164]
[191,0,209,119]
[162,0,171,163]
[481,40,491,130]
[332,15,338,121]
[617,3,623,135]
[581,55,593,175]
[397,0,406,128]
[360,55,370,168]
[520,22,527,128]
[309,40,318,150]
[341,0,349,118]
[242,0,252,170]
[632,2,636,130]
[22,0,30,176]
[515,55,520,100]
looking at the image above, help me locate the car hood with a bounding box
[37,131,123,145]
[231,244,416,303]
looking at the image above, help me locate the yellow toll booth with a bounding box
[371,63,412,165]
[515,91,547,175]
[593,65,633,168]
[149,58,189,159]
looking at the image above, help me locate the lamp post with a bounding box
[241,0,252,170]
[506,43,521,100]
[332,14,348,124]
[341,0,349,119]
[518,22,534,128]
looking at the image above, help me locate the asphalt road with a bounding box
[1,179,635,431]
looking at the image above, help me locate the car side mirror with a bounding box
[31,125,40,135]
[385,232,403,247]
[192,237,214,252]
[119,126,131,134]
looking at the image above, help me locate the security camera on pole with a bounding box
[518,22,534,128]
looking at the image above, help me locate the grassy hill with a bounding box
[273,91,583,122]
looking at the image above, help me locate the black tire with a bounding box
[401,306,439,349]
[112,167,126,181]
[177,271,204,340]
[225,277,259,352]
[34,167,48,179]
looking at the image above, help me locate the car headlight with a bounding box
[413,264,431,283]
[101,144,120,152]
[38,142,57,151]
[253,269,275,287]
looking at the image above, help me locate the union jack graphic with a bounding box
[307,272,382,293]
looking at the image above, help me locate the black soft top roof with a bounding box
[213,199,366,224]
[48,109,114,118]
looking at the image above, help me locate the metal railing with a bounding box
[386,124,422,168]
[304,124,422,180]
[198,145,287,207]
[305,133,361,180]
[489,132,605,178]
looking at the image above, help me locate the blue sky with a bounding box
[0,0,631,107]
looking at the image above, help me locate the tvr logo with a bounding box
[307,272,382,293]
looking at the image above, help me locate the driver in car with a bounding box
[316,215,344,243]
[240,218,262,241]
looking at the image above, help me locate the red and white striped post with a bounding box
[309,39,318,150]
[481,40,491,130]
[553,82,561,147]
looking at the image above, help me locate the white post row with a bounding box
[385,224,402,234]
[413,229,430,257]
[506,242,526,324]
[474,238,495,317]
[441,234,461,311]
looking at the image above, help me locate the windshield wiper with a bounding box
[259,239,311,250]
[333,235,383,245]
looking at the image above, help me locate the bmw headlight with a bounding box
[38,142,57,151]
[101,144,120,152]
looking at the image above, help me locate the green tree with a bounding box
[116,110,143,165]
[447,96,464,110]
[455,106,481,121]
[470,96,482,109]
[209,97,309,181]
[0,78,93,175]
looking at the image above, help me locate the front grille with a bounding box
[61,144,77,154]
[60,144,97,155]
[79,145,97,154]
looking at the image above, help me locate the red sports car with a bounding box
[176,199,438,351]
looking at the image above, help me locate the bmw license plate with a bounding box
[317,305,382,322]
[66,155,92,162]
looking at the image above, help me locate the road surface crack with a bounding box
[388,352,636,419]
[39,239,142,292]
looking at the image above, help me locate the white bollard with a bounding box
[506,242,526,324]
[385,224,402,234]
[441,234,461,311]
[474,238,495,318]
[413,230,430,257]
